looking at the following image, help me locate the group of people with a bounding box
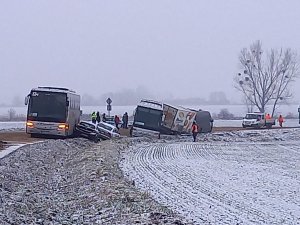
[91,111,101,124]
[113,112,129,129]
[264,113,284,127]
[91,111,109,124]
[91,111,129,129]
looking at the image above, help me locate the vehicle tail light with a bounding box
[58,123,69,130]
[26,121,34,128]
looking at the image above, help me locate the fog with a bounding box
[1,0,300,106]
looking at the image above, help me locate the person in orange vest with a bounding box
[278,115,284,127]
[191,121,199,142]
[265,113,271,119]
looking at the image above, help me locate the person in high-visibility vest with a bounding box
[91,112,97,124]
[265,113,271,119]
[191,121,199,142]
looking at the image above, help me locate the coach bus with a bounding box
[25,87,81,137]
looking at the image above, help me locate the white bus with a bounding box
[25,87,81,137]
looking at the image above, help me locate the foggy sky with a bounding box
[1,0,300,105]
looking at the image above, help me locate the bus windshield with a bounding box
[134,106,162,130]
[27,91,67,122]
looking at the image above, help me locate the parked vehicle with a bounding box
[242,112,275,129]
[75,121,101,142]
[97,122,120,140]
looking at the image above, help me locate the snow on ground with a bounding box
[1,124,300,224]
[0,122,25,132]
[0,144,27,159]
[0,138,192,225]
[121,129,300,225]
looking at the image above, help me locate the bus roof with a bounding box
[138,99,163,110]
[31,86,77,94]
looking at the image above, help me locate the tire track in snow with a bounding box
[122,141,300,225]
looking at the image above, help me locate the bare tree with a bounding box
[234,40,299,116]
[243,95,254,113]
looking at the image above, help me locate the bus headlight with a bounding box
[58,123,69,130]
[26,121,34,128]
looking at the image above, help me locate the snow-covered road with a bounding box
[121,132,300,224]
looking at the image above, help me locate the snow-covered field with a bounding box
[121,129,300,224]
[0,122,25,131]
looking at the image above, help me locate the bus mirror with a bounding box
[24,96,29,105]
[66,101,69,106]
[80,110,83,116]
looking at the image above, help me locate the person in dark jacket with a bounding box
[96,111,101,123]
[122,112,129,129]
[102,113,107,122]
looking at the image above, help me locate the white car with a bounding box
[242,112,275,128]
[96,122,120,140]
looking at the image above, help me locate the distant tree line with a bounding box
[0,108,26,121]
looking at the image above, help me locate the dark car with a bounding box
[75,121,101,142]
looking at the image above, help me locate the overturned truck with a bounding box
[132,99,213,136]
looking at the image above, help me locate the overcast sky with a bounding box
[1,0,300,105]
